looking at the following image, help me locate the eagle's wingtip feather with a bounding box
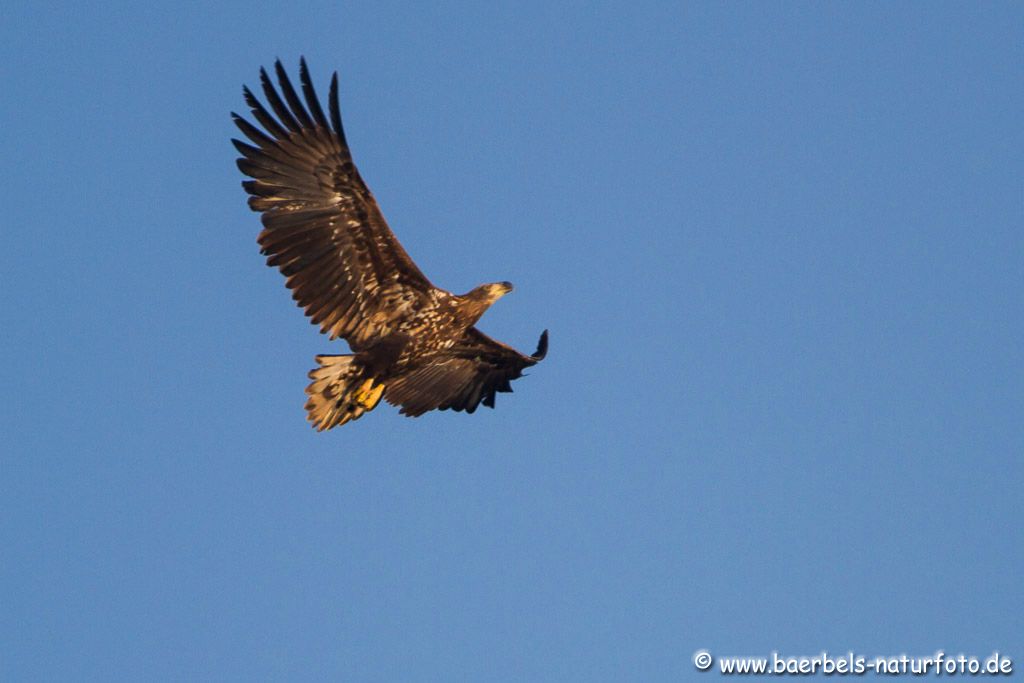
[533,330,549,360]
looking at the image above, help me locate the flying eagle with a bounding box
[232,59,547,430]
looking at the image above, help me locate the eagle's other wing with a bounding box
[232,59,433,350]
[385,329,549,417]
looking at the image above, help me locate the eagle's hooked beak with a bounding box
[490,281,514,301]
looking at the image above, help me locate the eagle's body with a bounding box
[232,60,547,429]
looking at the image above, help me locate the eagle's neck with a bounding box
[455,283,509,327]
[455,294,495,327]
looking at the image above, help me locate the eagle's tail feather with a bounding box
[305,355,385,430]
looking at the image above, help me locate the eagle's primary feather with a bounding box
[233,59,547,429]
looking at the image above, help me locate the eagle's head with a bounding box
[470,281,514,304]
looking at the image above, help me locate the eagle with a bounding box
[232,59,548,430]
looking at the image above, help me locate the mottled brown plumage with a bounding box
[233,59,547,429]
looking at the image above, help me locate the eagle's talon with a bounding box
[364,383,385,409]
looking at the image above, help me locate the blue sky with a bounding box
[2,2,1021,680]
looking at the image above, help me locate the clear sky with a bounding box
[2,2,1021,680]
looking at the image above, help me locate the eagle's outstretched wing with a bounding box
[385,329,549,417]
[232,59,433,350]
